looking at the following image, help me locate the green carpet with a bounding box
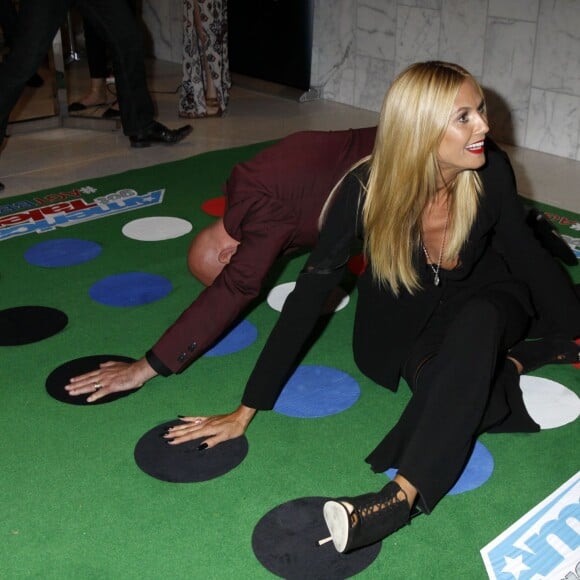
[0,144,578,579]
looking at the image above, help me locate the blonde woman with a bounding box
[166,62,580,552]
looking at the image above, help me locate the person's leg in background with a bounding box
[0,0,70,140]
[0,0,71,191]
[76,0,192,147]
[0,0,18,48]
[0,0,45,88]
[179,0,230,118]
[68,17,111,111]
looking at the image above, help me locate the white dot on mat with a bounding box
[266,281,349,313]
[520,375,580,429]
[122,217,193,241]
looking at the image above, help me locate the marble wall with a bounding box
[312,0,580,160]
[142,0,580,160]
[141,0,183,65]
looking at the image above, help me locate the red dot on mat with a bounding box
[347,253,367,276]
[201,197,226,217]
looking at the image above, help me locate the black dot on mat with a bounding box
[252,496,381,579]
[134,419,249,483]
[45,354,137,405]
[0,305,68,346]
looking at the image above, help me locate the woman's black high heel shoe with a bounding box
[322,481,411,553]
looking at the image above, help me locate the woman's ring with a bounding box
[93,383,103,391]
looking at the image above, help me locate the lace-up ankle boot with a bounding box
[323,481,411,553]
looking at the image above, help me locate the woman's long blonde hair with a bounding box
[363,61,484,295]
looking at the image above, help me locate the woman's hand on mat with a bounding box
[164,404,257,449]
[65,358,157,402]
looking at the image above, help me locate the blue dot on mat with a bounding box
[89,272,172,307]
[384,440,494,496]
[25,238,102,267]
[273,365,360,418]
[204,320,258,356]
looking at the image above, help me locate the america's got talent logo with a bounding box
[0,187,165,241]
[481,472,580,579]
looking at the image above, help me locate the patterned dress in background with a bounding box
[179,0,230,118]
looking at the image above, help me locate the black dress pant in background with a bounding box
[0,0,18,47]
[0,0,154,141]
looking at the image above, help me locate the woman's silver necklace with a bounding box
[421,207,449,287]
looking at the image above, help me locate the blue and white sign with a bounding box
[480,471,580,579]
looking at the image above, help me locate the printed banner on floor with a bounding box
[480,471,580,579]
[0,187,165,241]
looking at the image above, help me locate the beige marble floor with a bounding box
[2,59,579,214]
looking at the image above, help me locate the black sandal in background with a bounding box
[102,103,120,119]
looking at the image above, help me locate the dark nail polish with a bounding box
[177,415,185,418]
[197,442,208,451]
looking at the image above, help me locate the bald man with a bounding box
[66,127,378,400]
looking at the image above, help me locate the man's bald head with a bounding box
[187,219,240,286]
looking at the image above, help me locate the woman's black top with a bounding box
[241,144,580,410]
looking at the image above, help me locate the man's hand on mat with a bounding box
[65,358,158,402]
[164,404,257,449]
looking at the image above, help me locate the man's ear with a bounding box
[217,245,238,264]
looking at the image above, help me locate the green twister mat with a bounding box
[0,143,578,579]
